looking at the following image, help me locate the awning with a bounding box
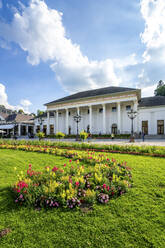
[0,130,6,133]
[0,124,14,129]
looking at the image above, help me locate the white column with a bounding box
[56,110,59,133]
[117,102,121,134]
[89,105,92,134]
[54,111,56,134]
[47,111,50,135]
[18,124,21,136]
[65,108,69,134]
[133,101,138,133]
[102,104,106,134]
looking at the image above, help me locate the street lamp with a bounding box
[73,114,81,141]
[127,109,137,142]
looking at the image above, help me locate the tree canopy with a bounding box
[37,109,44,116]
[18,109,24,114]
[154,80,165,96]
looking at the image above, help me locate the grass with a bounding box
[0,149,165,248]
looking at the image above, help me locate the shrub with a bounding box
[36,132,45,141]
[56,132,65,140]
[80,131,88,141]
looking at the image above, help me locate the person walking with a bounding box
[142,132,145,142]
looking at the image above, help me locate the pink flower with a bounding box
[75,182,79,186]
[103,184,106,189]
[69,160,72,163]
[52,166,58,172]
[64,164,66,167]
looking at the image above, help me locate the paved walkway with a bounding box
[17,137,165,146]
[89,139,165,146]
[46,138,165,147]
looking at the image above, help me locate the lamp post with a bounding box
[127,109,137,142]
[73,114,81,141]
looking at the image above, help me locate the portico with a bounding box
[44,89,140,135]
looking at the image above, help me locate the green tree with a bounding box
[80,130,88,141]
[36,132,45,141]
[18,109,24,114]
[154,80,165,96]
[37,109,44,116]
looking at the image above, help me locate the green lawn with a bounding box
[0,149,165,248]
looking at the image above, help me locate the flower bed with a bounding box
[12,157,132,209]
[1,139,165,157]
[0,143,132,209]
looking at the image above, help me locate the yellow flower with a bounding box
[14,167,17,171]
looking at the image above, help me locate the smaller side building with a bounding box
[138,96,165,136]
[0,109,34,137]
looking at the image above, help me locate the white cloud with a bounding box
[0,0,164,96]
[0,83,32,113]
[0,83,13,109]
[140,0,165,63]
[20,99,32,113]
[141,83,157,97]
[0,0,119,92]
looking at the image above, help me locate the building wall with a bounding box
[139,106,165,135]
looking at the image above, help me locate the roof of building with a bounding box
[5,113,34,123]
[139,96,165,107]
[0,112,9,120]
[45,86,139,105]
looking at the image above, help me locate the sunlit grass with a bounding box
[0,149,165,248]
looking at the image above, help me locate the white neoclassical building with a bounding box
[34,86,165,136]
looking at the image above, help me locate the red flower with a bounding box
[75,182,79,186]
[64,164,66,167]
[52,166,58,172]
[103,184,106,189]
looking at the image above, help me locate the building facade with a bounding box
[34,86,165,136]
[0,107,34,137]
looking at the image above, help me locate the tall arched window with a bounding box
[111,123,117,134]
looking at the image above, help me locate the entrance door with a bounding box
[157,120,164,134]
[111,124,117,134]
[142,121,148,135]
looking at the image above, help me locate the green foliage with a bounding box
[36,132,45,140]
[56,132,65,140]
[18,109,24,114]
[79,131,88,141]
[37,109,44,116]
[154,80,165,96]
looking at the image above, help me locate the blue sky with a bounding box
[0,0,165,113]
